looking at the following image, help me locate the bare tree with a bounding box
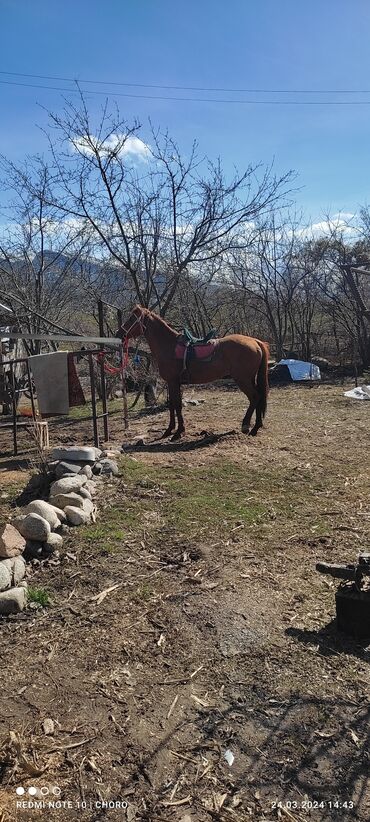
[229,213,306,358]
[0,94,293,320]
[0,162,91,352]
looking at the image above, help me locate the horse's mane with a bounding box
[136,305,177,334]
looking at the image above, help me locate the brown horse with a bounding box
[118,305,269,440]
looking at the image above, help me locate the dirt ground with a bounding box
[0,383,369,822]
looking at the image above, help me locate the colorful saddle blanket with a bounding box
[175,338,218,368]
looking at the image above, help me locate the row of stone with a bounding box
[0,445,121,615]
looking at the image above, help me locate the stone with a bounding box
[64,506,90,526]
[48,504,67,523]
[49,492,85,510]
[50,476,87,496]
[79,464,93,479]
[0,587,27,614]
[13,514,51,542]
[55,461,85,479]
[85,481,98,497]
[82,498,94,515]
[25,500,60,530]
[99,459,119,476]
[0,523,26,558]
[79,486,92,500]
[2,556,26,585]
[0,564,12,592]
[44,533,63,552]
[92,462,102,475]
[51,446,101,463]
[101,449,122,458]
[12,556,26,585]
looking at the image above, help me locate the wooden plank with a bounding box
[0,333,121,346]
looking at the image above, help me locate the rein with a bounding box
[95,337,129,375]
[123,309,147,339]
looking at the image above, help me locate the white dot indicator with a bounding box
[16,787,25,796]
[41,786,49,796]
[53,787,61,796]
[28,787,37,796]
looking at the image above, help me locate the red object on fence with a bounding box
[95,339,129,375]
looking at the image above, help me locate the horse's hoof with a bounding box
[241,425,250,435]
[171,431,183,442]
[249,426,259,437]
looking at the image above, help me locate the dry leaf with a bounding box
[42,718,55,736]
[349,729,360,747]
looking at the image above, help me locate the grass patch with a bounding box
[117,457,268,536]
[27,587,51,607]
[85,454,347,550]
[69,398,124,420]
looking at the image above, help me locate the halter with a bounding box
[122,308,147,339]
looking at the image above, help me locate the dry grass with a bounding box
[0,383,369,821]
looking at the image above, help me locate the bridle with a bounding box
[121,308,147,339]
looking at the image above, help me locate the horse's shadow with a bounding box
[124,429,239,453]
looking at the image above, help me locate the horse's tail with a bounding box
[256,341,270,420]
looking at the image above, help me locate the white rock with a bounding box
[0,564,12,592]
[0,523,26,558]
[2,556,26,585]
[101,449,122,458]
[44,533,63,551]
[25,500,60,530]
[49,492,85,510]
[51,446,100,463]
[13,513,51,542]
[82,498,95,515]
[85,481,98,497]
[48,504,67,523]
[79,465,93,479]
[0,586,27,614]
[79,487,92,500]
[64,506,90,526]
[50,476,87,496]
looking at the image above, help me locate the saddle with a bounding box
[175,327,218,370]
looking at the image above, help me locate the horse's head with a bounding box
[117,304,148,340]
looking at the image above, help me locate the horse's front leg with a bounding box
[161,383,176,438]
[171,381,185,441]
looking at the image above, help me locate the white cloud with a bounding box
[297,212,356,239]
[71,133,151,162]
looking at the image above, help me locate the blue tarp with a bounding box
[278,359,321,381]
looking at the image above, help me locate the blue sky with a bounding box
[1,0,370,224]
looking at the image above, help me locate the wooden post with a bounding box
[97,298,109,442]
[117,309,129,430]
[88,352,99,448]
[26,360,37,422]
[9,361,17,456]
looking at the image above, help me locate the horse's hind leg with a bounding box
[235,379,259,434]
[170,381,185,441]
[249,404,263,437]
[161,383,176,438]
